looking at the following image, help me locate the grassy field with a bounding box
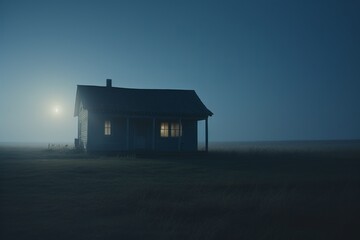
[1,143,360,240]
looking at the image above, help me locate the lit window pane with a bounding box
[171,122,182,137]
[104,121,111,135]
[160,122,169,137]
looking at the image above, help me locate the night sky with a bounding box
[1,0,359,143]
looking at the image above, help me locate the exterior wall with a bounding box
[130,119,153,151]
[87,112,128,152]
[182,120,198,151]
[78,102,88,149]
[85,111,199,152]
[156,119,197,152]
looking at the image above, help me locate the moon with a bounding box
[53,106,61,115]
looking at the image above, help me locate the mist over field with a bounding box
[1,141,360,240]
[209,140,360,152]
[1,0,360,143]
[1,0,360,239]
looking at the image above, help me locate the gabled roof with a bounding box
[74,85,213,119]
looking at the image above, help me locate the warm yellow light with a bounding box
[53,106,61,115]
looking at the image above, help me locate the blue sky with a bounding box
[1,0,359,142]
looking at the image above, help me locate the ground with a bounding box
[1,143,360,240]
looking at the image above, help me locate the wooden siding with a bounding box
[84,111,199,152]
[78,102,88,149]
[87,112,127,151]
[156,119,197,152]
[74,84,212,152]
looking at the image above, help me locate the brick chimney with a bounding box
[106,79,112,87]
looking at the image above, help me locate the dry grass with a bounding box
[1,144,360,240]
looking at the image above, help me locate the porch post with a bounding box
[126,117,130,151]
[178,119,182,152]
[152,118,156,151]
[205,117,209,152]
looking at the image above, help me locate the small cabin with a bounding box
[74,79,213,152]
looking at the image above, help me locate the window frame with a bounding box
[170,122,182,137]
[160,122,169,137]
[104,120,111,135]
[160,121,182,138]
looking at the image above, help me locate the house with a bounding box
[74,79,213,152]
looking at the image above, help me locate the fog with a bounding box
[1,0,359,143]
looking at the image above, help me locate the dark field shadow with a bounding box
[1,142,360,240]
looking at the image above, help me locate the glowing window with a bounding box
[160,122,169,137]
[104,121,111,135]
[171,122,182,137]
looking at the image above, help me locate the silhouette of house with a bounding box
[74,79,213,152]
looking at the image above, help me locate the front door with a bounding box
[134,120,150,150]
